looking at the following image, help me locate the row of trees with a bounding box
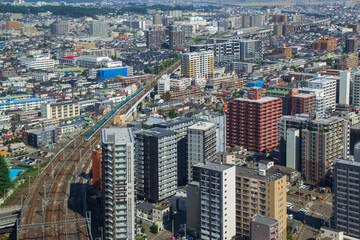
[0,155,10,197]
[0,4,115,18]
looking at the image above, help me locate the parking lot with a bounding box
[286,183,333,239]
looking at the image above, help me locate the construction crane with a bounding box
[217,91,228,113]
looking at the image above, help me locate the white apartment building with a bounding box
[20,55,57,70]
[41,101,80,119]
[352,72,360,109]
[339,71,351,105]
[308,76,337,113]
[170,78,192,91]
[102,128,135,240]
[299,87,326,117]
[199,162,236,240]
[0,98,47,112]
[181,51,214,79]
[157,75,170,96]
[188,122,217,182]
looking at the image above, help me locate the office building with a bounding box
[333,158,360,238]
[41,101,80,120]
[242,15,251,27]
[240,40,263,62]
[102,128,135,240]
[76,55,113,68]
[236,164,287,239]
[287,88,316,115]
[251,215,279,240]
[285,128,301,171]
[169,30,185,49]
[339,71,351,105]
[341,112,360,159]
[51,20,69,35]
[199,162,236,240]
[134,128,177,203]
[89,21,108,37]
[181,51,214,79]
[92,149,102,191]
[154,117,194,186]
[279,114,345,184]
[187,122,216,182]
[344,38,358,53]
[146,30,166,49]
[227,88,282,152]
[311,37,337,51]
[308,76,337,113]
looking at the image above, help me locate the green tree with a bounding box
[0,155,10,196]
[141,226,145,234]
[150,224,159,234]
[168,109,177,119]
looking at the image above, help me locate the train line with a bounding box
[17,60,181,239]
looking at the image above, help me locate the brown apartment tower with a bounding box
[226,88,282,152]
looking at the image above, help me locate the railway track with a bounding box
[18,60,181,239]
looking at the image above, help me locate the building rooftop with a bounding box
[236,165,284,181]
[200,162,234,172]
[154,117,192,127]
[266,89,289,95]
[235,96,280,103]
[102,128,133,144]
[334,158,360,167]
[188,121,215,131]
[135,127,175,138]
[252,215,278,226]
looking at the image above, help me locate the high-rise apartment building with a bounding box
[187,122,217,182]
[298,88,326,117]
[101,128,135,240]
[308,76,337,113]
[333,158,360,238]
[240,40,263,62]
[169,30,185,49]
[345,38,358,53]
[89,21,108,37]
[311,37,337,51]
[92,149,102,191]
[337,54,359,70]
[272,14,287,23]
[181,51,214,79]
[146,30,166,49]
[134,128,177,203]
[279,114,345,184]
[51,20,69,35]
[226,88,282,152]
[199,162,236,240]
[154,117,194,186]
[235,164,287,239]
[153,14,163,25]
[339,71,351,105]
[287,88,316,115]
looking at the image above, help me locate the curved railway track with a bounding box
[18,60,181,239]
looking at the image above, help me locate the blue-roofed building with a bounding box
[247,80,266,88]
[98,67,129,80]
